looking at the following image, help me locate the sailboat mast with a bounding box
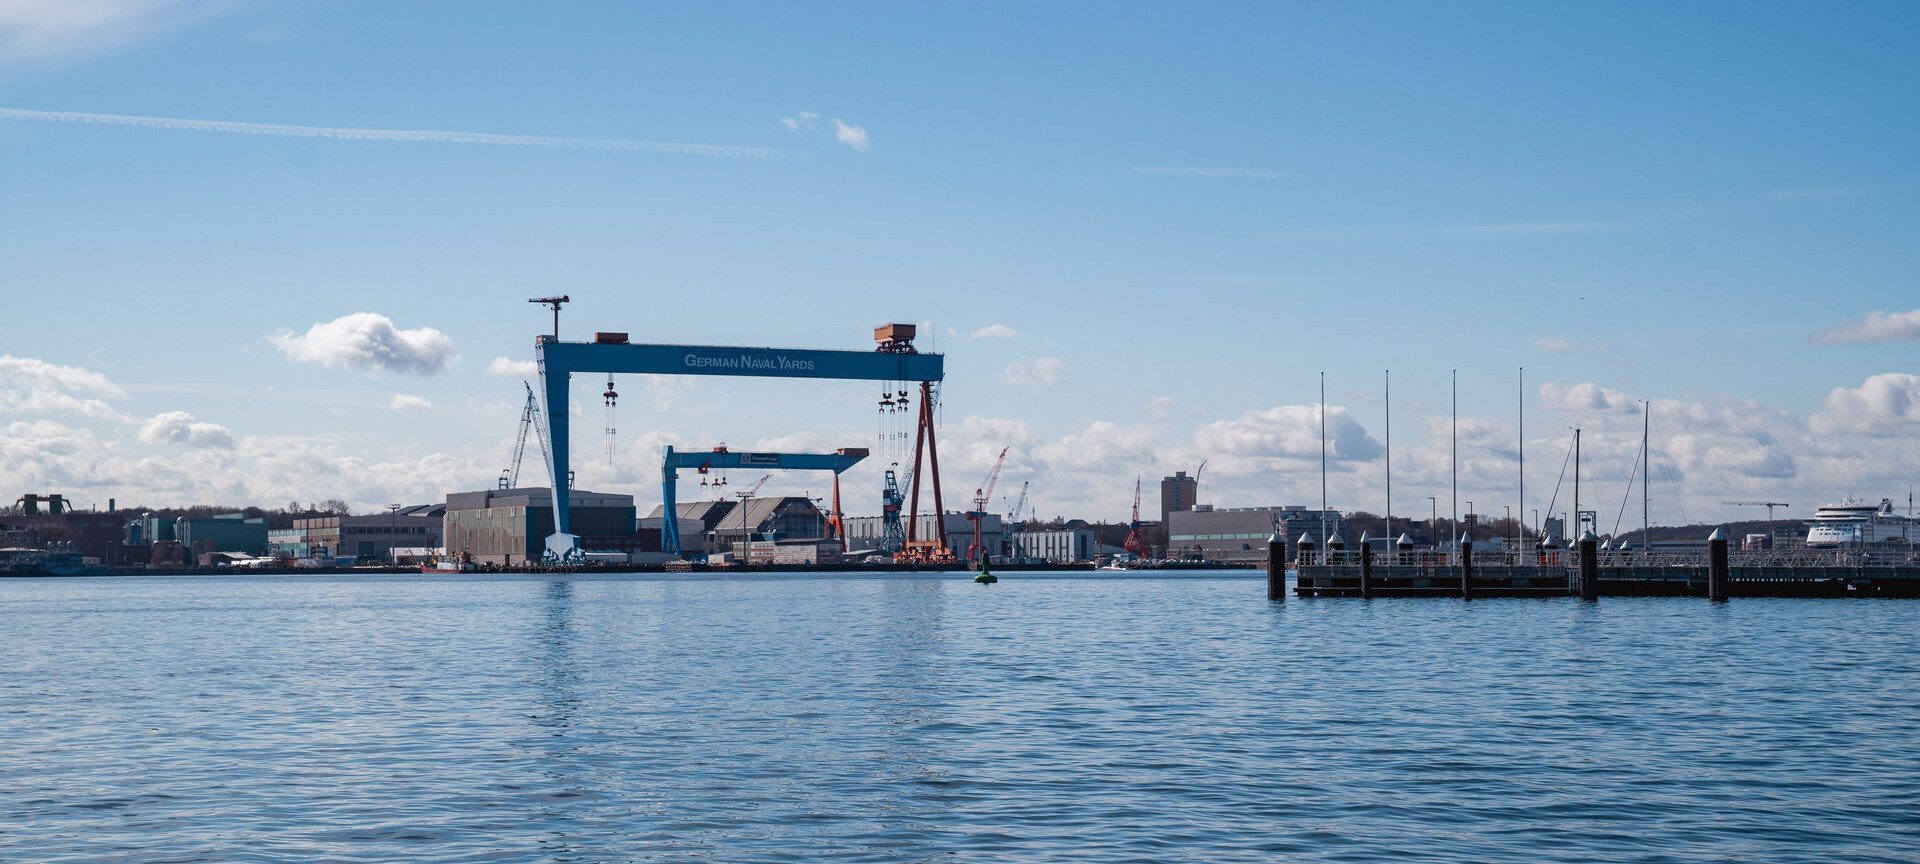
[1518,366,1524,548]
[1385,370,1392,544]
[1573,427,1581,537]
[1451,369,1458,548]
[1642,401,1651,550]
[1320,371,1328,549]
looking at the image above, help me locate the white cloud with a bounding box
[780,111,819,132]
[1149,396,1175,421]
[0,0,225,62]
[1195,404,1383,462]
[1812,308,1920,345]
[1539,381,1637,415]
[487,356,538,377]
[388,394,434,412]
[1532,337,1619,355]
[1131,166,1288,179]
[136,410,234,448]
[0,107,806,158]
[270,312,457,376]
[969,324,1018,340]
[831,118,869,151]
[1004,357,1066,387]
[0,354,128,420]
[1810,373,1920,436]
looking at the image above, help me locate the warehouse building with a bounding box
[444,487,636,565]
[1167,505,1346,563]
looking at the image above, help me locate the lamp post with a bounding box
[388,503,401,563]
[1427,496,1437,548]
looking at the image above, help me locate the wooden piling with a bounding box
[1266,534,1287,601]
[1708,528,1729,602]
[1459,533,1474,599]
[1358,532,1373,599]
[1579,531,1599,601]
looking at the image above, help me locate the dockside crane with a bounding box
[500,381,546,490]
[966,447,1009,563]
[1721,501,1790,547]
[1005,479,1030,558]
[1124,476,1148,558]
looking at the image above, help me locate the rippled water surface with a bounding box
[4,572,1917,863]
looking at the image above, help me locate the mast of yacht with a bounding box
[1573,427,1581,538]
[1385,370,1392,546]
[1451,369,1458,550]
[1320,371,1328,554]
[1641,400,1651,554]
[1518,366,1524,551]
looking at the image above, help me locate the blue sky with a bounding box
[2,1,1917,528]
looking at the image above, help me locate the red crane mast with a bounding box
[1124,476,1148,558]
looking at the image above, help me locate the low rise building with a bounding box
[1009,528,1097,563]
[444,487,635,565]
[271,505,444,562]
[1167,505,1346,562]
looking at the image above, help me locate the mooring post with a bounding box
[1266,533,1287,601]
[1578,530,1598,601]
[1358,531,1373,599]
[1708,528,1729,602]
[1459,532,1474,599]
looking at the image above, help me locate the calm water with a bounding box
[3,572,1916,863]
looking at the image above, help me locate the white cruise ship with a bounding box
[1805,498,1912,547]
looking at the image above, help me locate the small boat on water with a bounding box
[420,551,480,574]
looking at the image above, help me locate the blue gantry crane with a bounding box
[661,445,868,558]
[531,316,946,564]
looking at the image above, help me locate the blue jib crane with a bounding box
[533,325,944,564]
[661,445,868,557]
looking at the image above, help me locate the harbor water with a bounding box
[4,572,1917,863]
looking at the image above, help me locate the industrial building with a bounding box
[1009,528,1097,563]
[639,500,737,557]
[4,494,129,563]
[444,487,636,565]
[1167,505,1347,562]
[842,513,1002,560]
[707,496,826,553]
[268,505,444,562]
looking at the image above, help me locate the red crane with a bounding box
[1124,475,1148,558]
[966,447,1008,562]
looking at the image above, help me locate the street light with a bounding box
[1427,496,1437,548]
[388,503,402,564]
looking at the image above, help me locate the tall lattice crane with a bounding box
[1124,476,1148,558]
[966,447,1008,562]
[1005,479,1030,558]
[500,381,547,490]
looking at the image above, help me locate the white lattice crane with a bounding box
[965,447,1008,562]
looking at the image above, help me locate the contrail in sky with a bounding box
[0,107,807,158]
[1131,166,1289,179]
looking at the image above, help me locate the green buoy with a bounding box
[974,559,996,583]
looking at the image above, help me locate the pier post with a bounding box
[1358,532,1373,599]
[1459,533,1474,599]
[1708,528,1729,602]
[1266,533,1287,601]
[1578,530,1598,601]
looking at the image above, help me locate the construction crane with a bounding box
[1124,475,1148,558]
[500,381,544,490]
[528,295,569,339]
[1005,479,1030,558]
[965,447,1008,562]
[1722,501,1790,547]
